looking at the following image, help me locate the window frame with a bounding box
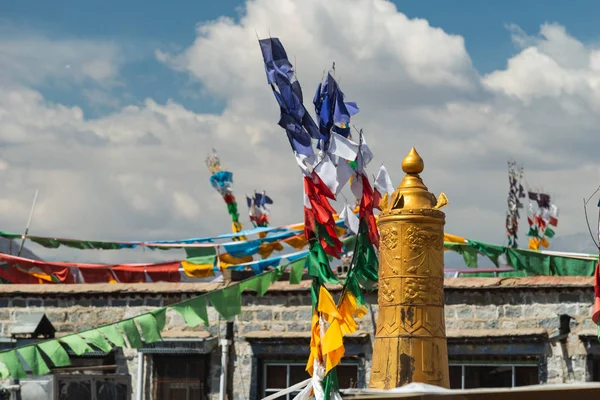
[53,373,131,400]
[448,362,539,389]
[151,353,211,400]
[261,359,360,400]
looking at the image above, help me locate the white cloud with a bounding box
[172,191,201,219]
[2,0,600,264]
[0,35,121,87]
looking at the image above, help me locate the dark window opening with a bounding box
[262,361,359,399]
[152,354,209,400]
[55,374,130,400]
[592,357,600,382]
[449,364,539,389]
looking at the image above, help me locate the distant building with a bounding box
[0,276,597,399]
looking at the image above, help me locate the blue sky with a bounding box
[4,0,600,119]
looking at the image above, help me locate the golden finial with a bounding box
[402,147,424,174]
[392,147,436,210]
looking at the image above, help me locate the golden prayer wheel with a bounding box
[369,147,450,389]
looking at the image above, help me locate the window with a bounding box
[53,350,131,400]
[152,355,208,400]
[592,357,600,382]
[262,362,358,399]
[449,363,539,389]
[55,374,130,400]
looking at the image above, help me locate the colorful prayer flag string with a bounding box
[259,37,378,400]
[506,160,525,248]
[526,190,558,250]
[205,149,245,239]
[246,191,273,228]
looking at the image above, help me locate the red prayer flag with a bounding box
[593,263,600,324]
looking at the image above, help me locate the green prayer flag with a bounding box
[30,237,61,248]
[272,264,285,282]
[550,256,596,276]
[307,242,338,285]
[38,340,71,367]
[0,350,26,379]
[151,308,167,331]
[310,280,318,311]
[0,360,8,379]
[240,272,273,296]
[184,246,217,259]
[342,235,356,252]
[18,346,50,376]
[345,275,366,306]
[545,228,555,238]
[134,314,162,344]
[323,368,340,400]
[208,285,242,320]
[170,296,209,327]
[526,227,539,238]
[98,325,125,347]
[468,240,505,267]
[506,248,551,275]
[0,232,21,240]
[185,256,217,265]
[289,258,306,284]
[80,330,112,352]
[353,222,379,286]
[60,334,93,356]
[117,320,143,348]
[445,242,478,268]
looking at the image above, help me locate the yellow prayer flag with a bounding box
[444,233,466,243]
[258,242,284,259]
[539,237,549,248]
[322,319,345,374]
[306,310,322,375]
[339,299,358,335]
[181,262,215,278]
[318,286,341,322]
[528,237,540,250]
[282,235,308,250]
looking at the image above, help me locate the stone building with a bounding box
[1,275,598,399]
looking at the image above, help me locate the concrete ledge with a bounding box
[447,328,547,339]
[244,330,369,343]
[0,276,591,296]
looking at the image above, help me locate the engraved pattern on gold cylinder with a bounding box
[403,225,444,279]
[376,305,445,338]
[380,226,398,250]
[371,218,449,389]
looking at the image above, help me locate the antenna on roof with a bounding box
[18,189,39,257]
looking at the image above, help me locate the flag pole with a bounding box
[17,189,39,257]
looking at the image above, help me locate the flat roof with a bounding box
[0,277,591,296]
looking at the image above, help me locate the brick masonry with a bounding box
[0,277,596,399]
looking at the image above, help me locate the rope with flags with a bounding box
[205,149,245,239]
[506,160,525,248]
[246,191,273,228]
[526,190,558,250]
[259,36,381,400]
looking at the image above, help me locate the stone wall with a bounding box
[0,277,595,399]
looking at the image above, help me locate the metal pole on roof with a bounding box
[17,189,39,257]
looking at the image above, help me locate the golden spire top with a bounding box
[402,147,424,175]
[388,147,437,211]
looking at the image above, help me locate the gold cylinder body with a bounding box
[369,148,449,389]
